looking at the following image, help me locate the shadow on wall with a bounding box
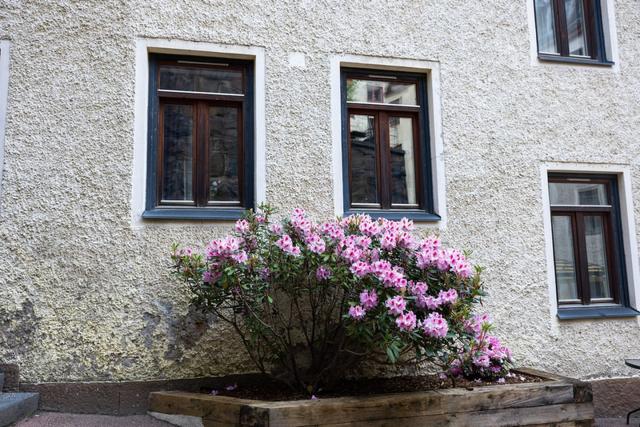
[0,301,38,366]
[142,302,218,361]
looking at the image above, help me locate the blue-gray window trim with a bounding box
[340,68,439,222]
[142,54,255,221]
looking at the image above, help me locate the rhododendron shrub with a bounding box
[171,205,512,394]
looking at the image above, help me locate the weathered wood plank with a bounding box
[263,382,576,427]
[149,369,594,427]
[319,403,594,427]
[514,368,593,404]
[525,421,594,427]
[149,391,257,424]
[437,382,575,413]
[237,405,270,427]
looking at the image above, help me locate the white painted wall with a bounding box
[1,1,639,382]
[0,40,10,206]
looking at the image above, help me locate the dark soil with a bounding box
[200,370,546,401]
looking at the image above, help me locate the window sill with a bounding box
[537,54,614,67]
[557,306,640,320]
[142,207,246,221]
[343,209,441,222]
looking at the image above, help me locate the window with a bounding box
[534,0,611,65]
[548,174,637,319]
[341,69,437,221]
[143,54,254,220]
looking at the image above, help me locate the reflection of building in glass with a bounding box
[584,215,610,299]
[565,0,588,56]
[549,183,607,205]
[208,107,239,202]
[347,79,416,105]
[551,216,578,301]
[163,105,193,201]
[350,115,377,204]
[390,145,409,204]
[389,117,415,205]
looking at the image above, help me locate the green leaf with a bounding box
[386,346,397,363]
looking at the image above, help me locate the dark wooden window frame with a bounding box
[549,173,638,319]
[341,68,439,222]
[143,54,255,220]
[534,0,613,66]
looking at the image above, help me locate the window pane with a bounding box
[159,66,243,94]
[549,182,608,205]
[389,117,417,206]
[535,0,559,54]
[552,216,580,302]
[565,0,589,56]
[584,215,612,300]
[350,114,378,205]
[208,107,240,203]
[162,104,194,202]
[347,79,417,105]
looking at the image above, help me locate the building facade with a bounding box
[1,0,640,388]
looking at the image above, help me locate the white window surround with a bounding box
[329,54,447,228]
[0,40,10,205]
[526,0,620,71]
[540,162,640,327]
[131,38,266,228]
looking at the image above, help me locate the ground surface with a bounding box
[596,418,639,427]
[15,412,173,427]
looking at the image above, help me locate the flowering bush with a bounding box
[171,205,512,394]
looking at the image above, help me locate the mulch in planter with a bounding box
[201,370,546,401]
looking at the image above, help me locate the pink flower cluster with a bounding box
[421,312,449,338]
[235,219,250,234]
[412,287,457,311]
[202,269,221,283]
[276,234,301,256]
[316,266,331,281]
[396,311,417,331]
[321,213,476,339]
[464,313,492,336]
[348,305,366,320]
[449,314,513,380]
[291,208,313,236]
[360,289,378,310]
[305,234,326,254]
[470,334,512,372]
[274,209,331,256]
[347,290,379,321]
[415,238,473,278]
[385,295,406,315]
[205,236,247,265]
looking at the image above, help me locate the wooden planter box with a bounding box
[148,368,594,427]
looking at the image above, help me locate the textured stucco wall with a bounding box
[1,0,640,383]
